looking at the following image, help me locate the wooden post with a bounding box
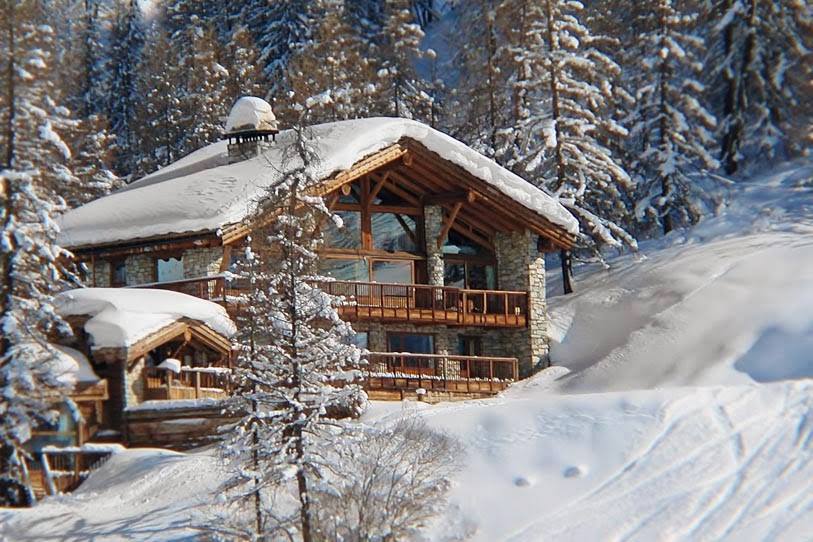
[195,371,201,399]
[466,358,471,393]
[489,359,494,392]
[561,249,574,294]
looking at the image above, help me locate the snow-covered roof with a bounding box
[58,117,578,248]
[55,288,236,350]
[225,96,278,133]
[52,345,100,385]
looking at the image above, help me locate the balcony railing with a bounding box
[366,352,519,394]
[318,280,529,327]
[143,366,233,401]
[130,276,529,328]
[131,275,229,304]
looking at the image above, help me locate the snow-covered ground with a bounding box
[2,163,811,540]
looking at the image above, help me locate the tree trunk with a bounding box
[560,249,573,295]
[3,0,16,170]
[657,0,673,235]
[543,0,566,192]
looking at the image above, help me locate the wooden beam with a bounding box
[368,172,390,203]
[333,203,422,215]
[437,202,463,248]
[424,191,476,205]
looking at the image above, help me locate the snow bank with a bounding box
[3,383,809,541]
[546,162,813,392]
[55,288,236,349]
[58,118,578,247]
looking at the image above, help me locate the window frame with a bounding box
[109,258,127,287]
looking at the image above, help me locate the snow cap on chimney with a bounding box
[224,96,279,163]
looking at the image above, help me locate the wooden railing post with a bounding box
[194,371,201,399]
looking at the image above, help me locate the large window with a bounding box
[156,256,184,282]
[388,333,434,354]
[444,261,496,290]
[372,213,417,252]
[372,260,413,284]
[318,258,370,282]
[323,210,362,249]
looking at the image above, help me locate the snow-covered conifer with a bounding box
[507,0,636,263]
[219,118,366,540]
[108,0,145,176]
[709,0,812,174]
[630,0,719,234]
[377,0,432,120]
[0,0,77,505]
[288,0,375,123]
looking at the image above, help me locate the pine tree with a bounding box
[508,0,636,262]
[133,26,181,175]
[220,119,365,540]
[709,0,812,174]
[108,0,144,176]
[449,0,507,157]
[288,0,375,122]
[221,24,266,105]
[0,0,76,506]
[631,0,719,234]
[245,0,319,110]
[378,0,432,120]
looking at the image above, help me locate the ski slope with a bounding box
[2,163,811,541]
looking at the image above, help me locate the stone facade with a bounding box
[123,356,146,408]
[92,247,224,287]
[184,247,223,278]
[424,205,445,286]
[125,254,155,285]
[495,230,549,376]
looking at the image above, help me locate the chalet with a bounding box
[58,97,579,402]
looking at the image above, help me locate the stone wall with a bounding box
[494,230,549,376]
[91,247,224,287]
[184,247,223,278]
[123,356,146,408]
[424,205,445,286]
[125,254,155,285]
[92,260,111,287]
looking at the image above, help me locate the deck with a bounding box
[132,275,529,328]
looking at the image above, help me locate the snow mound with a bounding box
[546,162,813,392]
[52,345,99,385]
[225,96,278,133]
[55,288,236,349]
[58,117,577,247]
[415,381,813,541]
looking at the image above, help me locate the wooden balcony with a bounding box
[132,276,530,328]
[366,352,519,395]
[143,366,232,401]
[318,280,529,328]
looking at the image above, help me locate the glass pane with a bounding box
[372,260,412,284]
[349,332,368,349]
[468,264,495,290]
[323,211,361,249]
[157,257,184,282]
[372,213,417,252]
[318,258,369,282]
[444,263,466,288]
[442,230,491,256]
[388,333,434,354]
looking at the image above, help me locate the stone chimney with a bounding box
[223,96,279,164]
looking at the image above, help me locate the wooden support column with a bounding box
[561,249,573,294]
[437,201,463,248]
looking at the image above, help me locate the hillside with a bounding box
[2,163,811,540]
